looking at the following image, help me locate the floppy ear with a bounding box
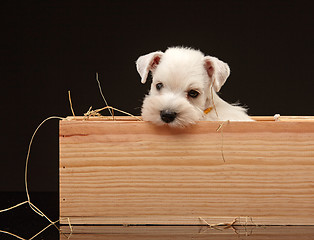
[204,56,230,92]
[136,51,164,84]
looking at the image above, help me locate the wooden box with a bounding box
[59,226,314,239]
[60,116,314,226]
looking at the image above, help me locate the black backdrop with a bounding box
[1,0,313,193]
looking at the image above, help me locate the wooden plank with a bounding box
[65,115,314,122]
[60,117,314,225]
[59,226,314,240]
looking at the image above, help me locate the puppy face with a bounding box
[136,47,230,127]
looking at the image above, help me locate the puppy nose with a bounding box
[160,110,177,123]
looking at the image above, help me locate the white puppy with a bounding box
[136,47,252,127]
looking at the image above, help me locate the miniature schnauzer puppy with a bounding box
[136,47,252,127]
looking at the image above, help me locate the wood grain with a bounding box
[60,117,314,225]
[59,226,314,240]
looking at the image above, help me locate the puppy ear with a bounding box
[204,56,230,92]
[136,51,164,84]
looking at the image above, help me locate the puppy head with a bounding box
[136,47,230,127]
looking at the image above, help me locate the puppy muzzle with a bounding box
[160,110,177,123]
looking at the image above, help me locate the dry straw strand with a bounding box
[96,72,113,117]
[24,116,72,238]
[82,72,142,121]
[0,218,71,240]
[216,121,229,162]
[68,90,75,117]
[198,216,258,236]
[0,201,28,213]
[0,230,26,240]
[25,117,65,203]
[199,216,238,229]
[1,75,143,239]
[84,105,142,121]
[28,219,60,240]
[0,116,73,240]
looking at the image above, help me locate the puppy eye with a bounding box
[188,90,199,98]
[156,82,163,91]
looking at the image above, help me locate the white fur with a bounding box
[136,47,252,127]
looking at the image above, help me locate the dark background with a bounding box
[0,0,313,238]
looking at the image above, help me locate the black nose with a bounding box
[160,110,177,123]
